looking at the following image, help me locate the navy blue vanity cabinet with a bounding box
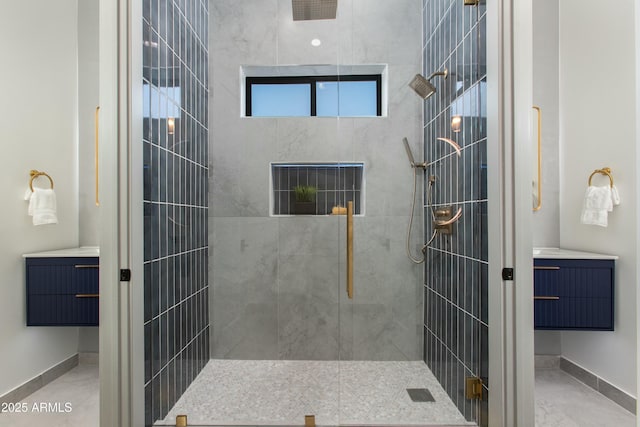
[26,257,99,326]
[533,258,614,330]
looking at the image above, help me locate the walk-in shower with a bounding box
[145,0,488,425]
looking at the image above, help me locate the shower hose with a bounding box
[406,166,437,264]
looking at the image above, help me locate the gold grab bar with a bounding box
[534,296,560,300]
[534,266,560,270]
[75,294,100,298]
[347,201,353,299]
[75,265,100,269]
[95,106,100,206]
[533,106,542,211]
[29,170,54,192]
[588,167,614,188]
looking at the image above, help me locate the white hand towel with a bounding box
[27,188,58,225]
[611,185,621,206]
[584,185,613,211]
[581,185,612,227]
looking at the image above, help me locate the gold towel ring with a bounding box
[588,167,614,188]
[29,170,54,192]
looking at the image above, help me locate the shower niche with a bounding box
[270,162,364,216]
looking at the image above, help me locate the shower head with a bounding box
[409,68,449,99]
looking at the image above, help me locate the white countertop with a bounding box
[22,246,100,258]
[533,247,618,260]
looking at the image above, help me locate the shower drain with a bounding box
[406,388,435,402]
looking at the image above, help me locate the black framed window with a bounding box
[246,75,382,117]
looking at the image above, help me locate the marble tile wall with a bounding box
[143,0,210,425]
[422,0,488,425]
[209,0,424,361]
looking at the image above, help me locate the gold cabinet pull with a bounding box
[533,106,542,211]
[74,264,100,269]
[534,296,560,300]
[534,266,560,270]
[95,106,100,206]
[346,201,353,299]
[75,294,100,298]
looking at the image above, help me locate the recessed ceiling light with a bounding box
[311,38,322,47]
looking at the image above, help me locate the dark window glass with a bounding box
[246,75,381,117]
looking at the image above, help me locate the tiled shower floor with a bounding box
[157,360,471,426]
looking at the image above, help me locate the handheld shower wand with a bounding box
[402,137,426,169]
[403,137,430,264]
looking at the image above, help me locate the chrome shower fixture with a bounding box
[409,68,449,99]
[402,137,426,169]
[292,0,337,21]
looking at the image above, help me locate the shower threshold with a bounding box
[153,360,475,427]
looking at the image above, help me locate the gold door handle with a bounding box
[534,266,560,270]
[74,265,100,269]
[75,294,100,298]
[533,106,542,211]
[95,106,100,206]
[347,201,353,299]
[534,296,560,300]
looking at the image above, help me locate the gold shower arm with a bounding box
[533,106,542,211]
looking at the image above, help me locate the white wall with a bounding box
[78,0,100,247]
[0,0,81,395]
[532,0,561,356]
[532,0,560,248]
[77,0,100,353]
[558,0,637,396]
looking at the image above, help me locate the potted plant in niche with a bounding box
[292,185,317,215]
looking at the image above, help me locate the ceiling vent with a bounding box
[292,0,337,21]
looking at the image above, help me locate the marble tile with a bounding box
[158,360,469,426]
[209,120,278,218]
[275,117,350,162]
[211,218,279,357]
[535,369,636,427]
[277,293,341,360]
[351,0,422,65]
[278,217,340,256]
[210,0,278,66]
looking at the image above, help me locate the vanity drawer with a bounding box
[27,294,99,326]
[533,259,614,330]
[26,257,99,326]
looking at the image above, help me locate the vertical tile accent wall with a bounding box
[422,0,488,425]
[143,1,209,425]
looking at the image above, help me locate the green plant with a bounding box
[293,185,317,202]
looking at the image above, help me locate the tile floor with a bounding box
[0,362,99,427]
[158,360,471,426]
[535,368,636,427]
[1,361,636,427]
